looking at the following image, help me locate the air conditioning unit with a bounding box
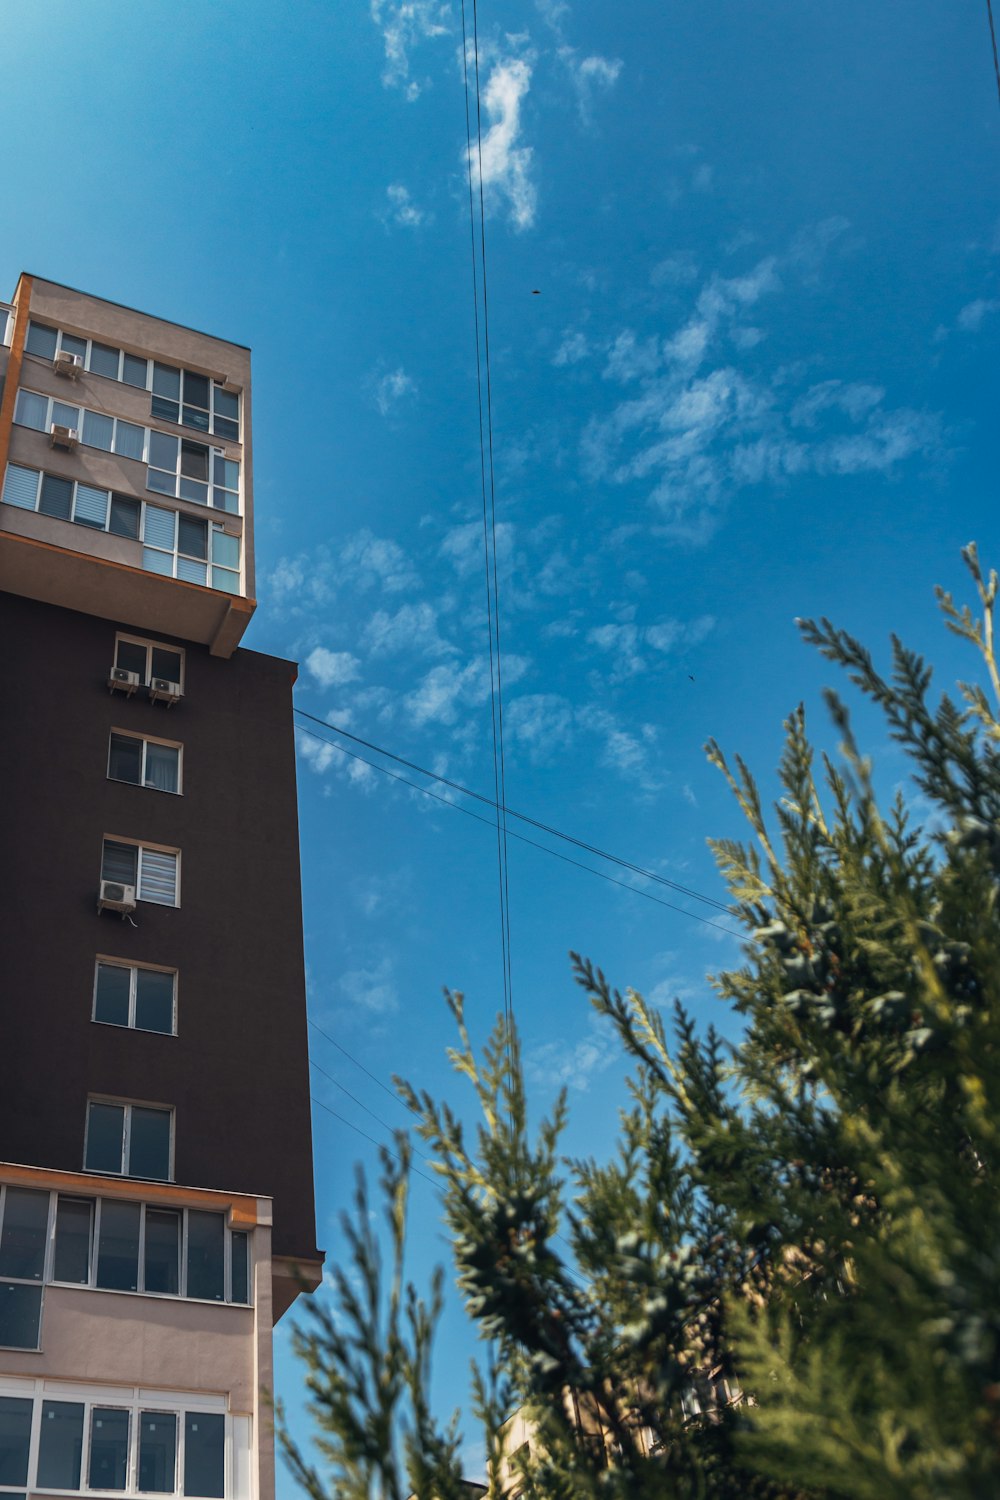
[50,423,79,451]
[98,880,137,915]
[53,350,83,378]
[149,677,182,706]
[108,666,139,696]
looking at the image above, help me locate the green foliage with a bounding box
[281,547,1000,1499]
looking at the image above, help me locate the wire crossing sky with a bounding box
[2,0,998,1485]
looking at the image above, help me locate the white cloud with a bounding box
[651,252,699,288]
[267,548,337,613]
[385,183,429,227]
[586,708,661,792]
[525,1018,618,1093]
[297,731,339,776]
[370,0,450,98]
[604,330,661,382]
[339,956,399,1015]
[692,162,713,192]
[558,46,622,121]
[404,654,528,727]
[787,215,853,279]
[956,298,1000,333]
[363,601,455,657]
[374,366,417,415]
[440,519,515,578]
[467,55,537,231]
[586,615,714,682]
[341,530,418,593]
[790,381,885,427]
[305,646,362,689]
[504,693,576,761]
[552,329,590,366]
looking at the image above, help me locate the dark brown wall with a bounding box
[0,591,320,1263]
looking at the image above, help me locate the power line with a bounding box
[988,0,1000,106]
[294,705,733,914]
[309,1016,420,1116]
[310,1094,438,1187]
[309,1055,432,1163]
[294,720,744,939]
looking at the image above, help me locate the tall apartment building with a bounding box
[0,276,322,1500]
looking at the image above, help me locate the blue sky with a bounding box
[4,0,999,1484]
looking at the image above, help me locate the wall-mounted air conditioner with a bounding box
[98,880,137,915]
[107,666,139,696]
[50,423,79,451]
[149,677,182,706]
[53,350,83,378]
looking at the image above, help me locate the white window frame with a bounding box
[84,1098,175,1183]
[101,836,181,908]
[2,463,141,539]
[92,959,178,1036]
[107,730,183,795]
[0,1375,237,1500]
[114,634,186,693]
[13,390,240,514]
[0,303,13,346]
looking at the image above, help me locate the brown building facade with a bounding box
[0,276,321,1500]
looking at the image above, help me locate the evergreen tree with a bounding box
[280,547,1000,1499]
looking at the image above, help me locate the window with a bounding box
[142,505,240,592]
[84,1100,173,1181]
[54,1198,93,1284]
[94,961,177,1035]
[114,636,184,691]
[13,391,240,513]
[4,463,140,537]
[0,1186,48,1350]
[0,1382,238,1499]
[0,305,13,346]
[108,733,181,794]
[101,839,179,906]
[23,321,242,438]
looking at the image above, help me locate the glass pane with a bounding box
[52,401,80,430]
[230,1232,249,1305]
[39,473,73,521]
[183,371,210,410]
[152,363,181,399]
[146,469,176,498]
[25,321,58,359]
[183,1413,224,1498]
[179,478,209,505]
[74,483,110,530]
[148,430,178,472]
[214,456,240,491]
[94,962,132,1026]
[138,849,177,907]
[123,353,148,388]
[110,495,141,539]
[116,639,148,677]
[128,1108,171,1179]
[37,1402,85,1489]
[2,464,39,510]
[54,1198,93,1283]
[86,1102,126,1174]
[0,1283,41,1350]
[212,567,239,594]
[177,557,207,586]
[144,743,179,794]
[0,1189,48,1279]
[187,1213,225,1301]
[212,416,239,442]
[143,547,174,577]
[150,648,183,683]
[214,387,239,422]
[143,1210,179,1293]
[210,487,238,513]
[102,840,138,886]
[96,1200,141,1290]
[182,407,211,433]
[178,515,208,559]
[151,396,180,424]
[90,343,121,380]
[139,1412,177,1493]
[14,390,48,430]
[61,333,87,359]
[144,504,176,550]
[135,970,175,1034]
[114,421,145,462]
[82,409,115,451]
[211,532,239,570]
[0,1395,32,1484]
[89,1409,129,1491]
[108,733,142,784]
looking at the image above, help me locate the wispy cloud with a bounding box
[558,46,622,122]
[341,530,419,593]
[385,183,429,227]
[956,298,1000,333]
[339,956,399,1015]
[466,53,537,230]
[403,654,529,727]
[440,519,515,578]
[363,600,456,658]
[370,0,450,99]
[586,615,714,683]
[504,693,576,761]
[552,328,590,366]
[373,366,417,416]
[305,646,362,689]
[525,1015,618,1093]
